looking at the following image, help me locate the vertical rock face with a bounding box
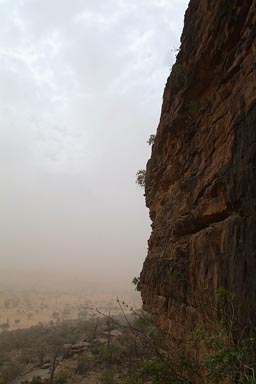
[140,0,256,344]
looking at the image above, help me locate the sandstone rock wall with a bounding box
[140,0,256,343]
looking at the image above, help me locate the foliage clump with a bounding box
[191,289,256,383]
[147,135,156,146]
[135,170,146,188]
[132,277,141,291]
[100,370,115,384]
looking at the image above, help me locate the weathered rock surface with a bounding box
[140,0,256,345]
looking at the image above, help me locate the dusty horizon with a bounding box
[0,0,188,293]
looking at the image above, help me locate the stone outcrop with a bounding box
[140,0,256,346]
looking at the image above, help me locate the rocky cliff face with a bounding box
[140,0,256,346]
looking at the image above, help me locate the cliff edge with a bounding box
[140,0,256,351]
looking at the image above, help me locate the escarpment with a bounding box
[140,0,256,353]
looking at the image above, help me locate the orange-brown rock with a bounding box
[140,0,256,351]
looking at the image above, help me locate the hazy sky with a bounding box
[0,0,188,288]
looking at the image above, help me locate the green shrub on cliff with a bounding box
[190,289,256,383]
[135,170,146,188]
[132,277,140,291]
[147,134,156,146]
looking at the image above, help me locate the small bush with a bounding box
[99,370,115,384]
[54,371,68,384]
[147,135,155,146]
[76,357,88,375]
[31,377,42,384]
[140,359,172,384]
[19,354,33,364]
[91,345,113,364]
[131,277,140,291]
[135,170,146,188]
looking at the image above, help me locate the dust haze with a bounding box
[0,0,188,313]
